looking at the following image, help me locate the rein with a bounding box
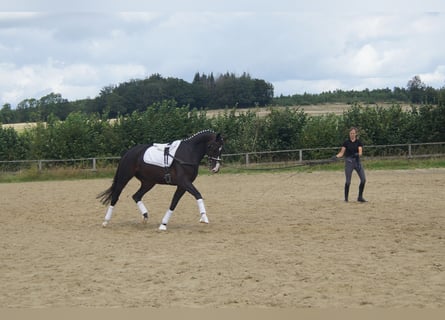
[163,130,223,170]
[166,153,195,166]
[302,158,338,166]
[208,156,222,162]
[221,157,337,171]
[165,154,221,167]
[161,137,221,183]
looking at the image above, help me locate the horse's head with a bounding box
[207,133,224,173]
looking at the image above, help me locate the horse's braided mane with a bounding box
[182,129,216,141]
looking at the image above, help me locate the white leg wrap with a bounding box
[161,209,174,225]
[200,213,209,224]
[103,206,114,227]
[137,201,148,215]
[197,199,209,224]
[197,199,206,214]
[104,206,114,221]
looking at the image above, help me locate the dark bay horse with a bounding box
[97,130,223,230]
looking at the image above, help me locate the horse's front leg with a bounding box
[159,186,186,231]
[197,198,209,224]
[184,183,209,224]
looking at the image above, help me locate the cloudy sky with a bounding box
[1,0,444,107]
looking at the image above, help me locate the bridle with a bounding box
[165,140,223,169]
[207,143,223,171]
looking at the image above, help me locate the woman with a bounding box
[335,127,367,202]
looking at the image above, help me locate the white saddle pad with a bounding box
[143,140,181,167]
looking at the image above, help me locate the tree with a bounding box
[439,85,445,105]
[15,98,38,122]
[0,104,15,124]
[261,107,307,150]
[38,93,71,121]
[407,75,426,104]
[0,127,30,160]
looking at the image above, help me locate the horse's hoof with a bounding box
[199,214,209,224]
[159,224,167,231]
[102,221,109,227]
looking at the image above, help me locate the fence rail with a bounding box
[1,142,444,173]
[222,142,445,166]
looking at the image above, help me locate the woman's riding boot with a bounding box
[344,183,350,202]
[358,182,367,202]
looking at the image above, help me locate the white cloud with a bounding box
[420,65,445,87]
[1,6,445,106]
[351,44,382,76]
[2,0,444,13]
[0,60,148,104]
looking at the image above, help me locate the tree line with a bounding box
[274,76,445,106]
[1,74,444,124]
[1,101,444,163]
[0,72,274,123]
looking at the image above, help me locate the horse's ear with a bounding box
[216,133,223,142]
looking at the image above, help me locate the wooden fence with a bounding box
[1,142,444,173]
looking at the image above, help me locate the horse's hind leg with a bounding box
[132,181,155,223]
[102,181,130,227]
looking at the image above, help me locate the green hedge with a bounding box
[1,101,444,161]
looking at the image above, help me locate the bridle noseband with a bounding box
[207,144,223,169]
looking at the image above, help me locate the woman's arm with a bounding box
[336,146,346,158]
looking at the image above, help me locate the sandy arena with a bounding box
[0,169,444,308]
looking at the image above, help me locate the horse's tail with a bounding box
[97,145,148,205]
[96,160,125,205]
[97,185,114,205]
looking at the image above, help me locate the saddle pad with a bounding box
[143,140,181,167]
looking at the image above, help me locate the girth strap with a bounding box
[164,145,172,184]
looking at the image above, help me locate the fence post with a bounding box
[38,160,42,172]
[245,153,250,166]
[408,144,412,158]
[299,149,303,162]
[92,158,97,171]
